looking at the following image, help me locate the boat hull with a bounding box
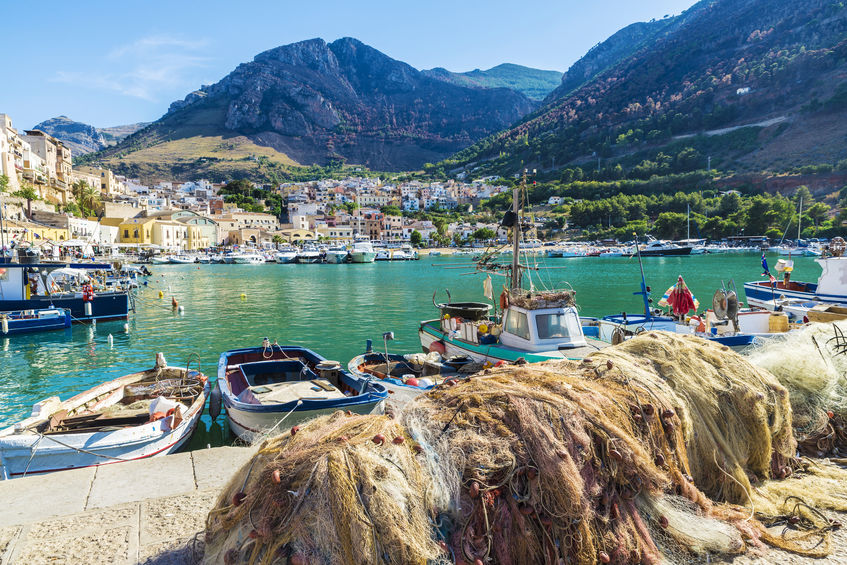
[1,309,71,335]
[743,280,847,309]
[0,293,129,322]
[350,252,376,263]
[225,399,384,443]
[418,320,606,364]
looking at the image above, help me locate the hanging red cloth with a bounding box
[667,275,695,316]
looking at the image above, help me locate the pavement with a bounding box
[0,445,255,565]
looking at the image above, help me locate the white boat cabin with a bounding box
[498,303,588,352]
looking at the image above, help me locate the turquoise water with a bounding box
[0,253,823,443]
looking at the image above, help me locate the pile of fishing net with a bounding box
[204,332,847,565]
[746,321,847,457]
[507,288,575,309]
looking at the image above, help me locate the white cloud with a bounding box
[53,35,210,101]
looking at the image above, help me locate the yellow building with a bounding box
[118,217,156,244]
[186,225,208,250]
[1,219,69,243]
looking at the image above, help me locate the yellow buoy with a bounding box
[478,324,489,334]
[240,293,247,300]
[158,290,164,299]
[443,314,450,320]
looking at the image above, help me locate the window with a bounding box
[504,310,530,340]
[124,229,129,238]
[535,311,580,340]
[134,229,139,238]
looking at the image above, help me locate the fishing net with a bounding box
[746,321,847,456]
[507,289,575,309]
[205,332,847,564]
[203,412,444,565]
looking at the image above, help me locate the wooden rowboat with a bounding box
[0,357,209,479]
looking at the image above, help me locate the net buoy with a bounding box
[158,290,164,299]
[240,293,247,300]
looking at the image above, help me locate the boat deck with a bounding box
[248,379,345,404]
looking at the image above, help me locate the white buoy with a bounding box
[84,302,92,317]
[1,317,8,335]
[108,334,114,348]
[178,305,185,314]
[123,323,129,332]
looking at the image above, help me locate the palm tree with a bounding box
[72,181,101,217]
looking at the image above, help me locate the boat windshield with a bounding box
[535,311,581,340]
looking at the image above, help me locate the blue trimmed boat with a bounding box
[0,308,71,335]
[0,260,130,322]
[216,342,388,442]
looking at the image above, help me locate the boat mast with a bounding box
[510,171,524,291]
[687,203,690,241]
[797,197,803,241]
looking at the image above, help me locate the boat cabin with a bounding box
[499,304,587,351]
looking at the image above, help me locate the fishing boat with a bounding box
[0,308,71,335]
[0,261,130,322]
[347,339,468,405]
[350,240,377,263]
[0,355,209,478]
[150,255,171,265]
[418,172,609,364]
[168,255,197,264]
[215,342,388,442]
[744,237,847,308]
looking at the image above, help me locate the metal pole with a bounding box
[510,172,522,291]
[633,233,651,319]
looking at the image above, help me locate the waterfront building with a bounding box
[22,129,72,204]
[0,114,24,192]
[118,217,156,245]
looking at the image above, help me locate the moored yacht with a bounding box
[350,240,376,263]
[324,245,350,264]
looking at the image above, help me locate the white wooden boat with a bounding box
[217,344,388,442]
[232,253,265,264]
[0,358,209,479]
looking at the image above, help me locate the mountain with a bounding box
[31,116,148,157]
[450,0,847,178]
[422,64,562,101]
[81,37,537,179]
[544,17,683,103]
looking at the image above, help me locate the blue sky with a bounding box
[4,0,697,130]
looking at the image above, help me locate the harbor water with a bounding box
[0,253,823,443]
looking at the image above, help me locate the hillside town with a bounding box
[0,113,515,253]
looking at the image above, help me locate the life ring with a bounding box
[690,315,706,333]
[499,290,509,310]
[429,340,446,354]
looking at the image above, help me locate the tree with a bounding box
[272,234,284,245]
[0,174,9,193]
[13,182,38,202]
[72,180,101,217]
[472,227,496,241]
[220,179,254,196]
[410,230,422,246]
[380,205,402,217]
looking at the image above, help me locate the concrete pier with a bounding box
[0,446,254,564]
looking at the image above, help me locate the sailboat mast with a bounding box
[510,173,522,291]
[797,197,803,241]
[687,203,690,241]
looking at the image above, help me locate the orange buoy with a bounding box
[149,411,166,422]
[429,341,446,354]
